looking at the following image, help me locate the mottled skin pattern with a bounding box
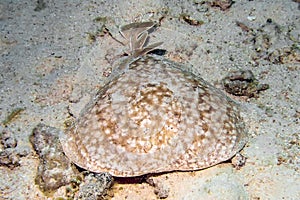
[62,54,247,177]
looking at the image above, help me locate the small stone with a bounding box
[0,148,20,168]
[1,129,17,149]
[268,47,300,64]
[3,137,17,149]
[208,0,234,11]
[0,129,25,169]
[222,70,269,97]
[231,153,247,169]
[77,172,114,200]
[147,177,170,199]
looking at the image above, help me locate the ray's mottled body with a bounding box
[61,22,247,177]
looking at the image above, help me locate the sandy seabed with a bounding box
[0,0,299,199]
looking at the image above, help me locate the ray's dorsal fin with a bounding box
[120,21,163,58]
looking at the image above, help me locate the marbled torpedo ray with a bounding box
[61,22,247,177]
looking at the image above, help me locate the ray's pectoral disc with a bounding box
[62,55,247,177]
[61,22,247,177]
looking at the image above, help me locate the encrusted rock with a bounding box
[30,123,79,195]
